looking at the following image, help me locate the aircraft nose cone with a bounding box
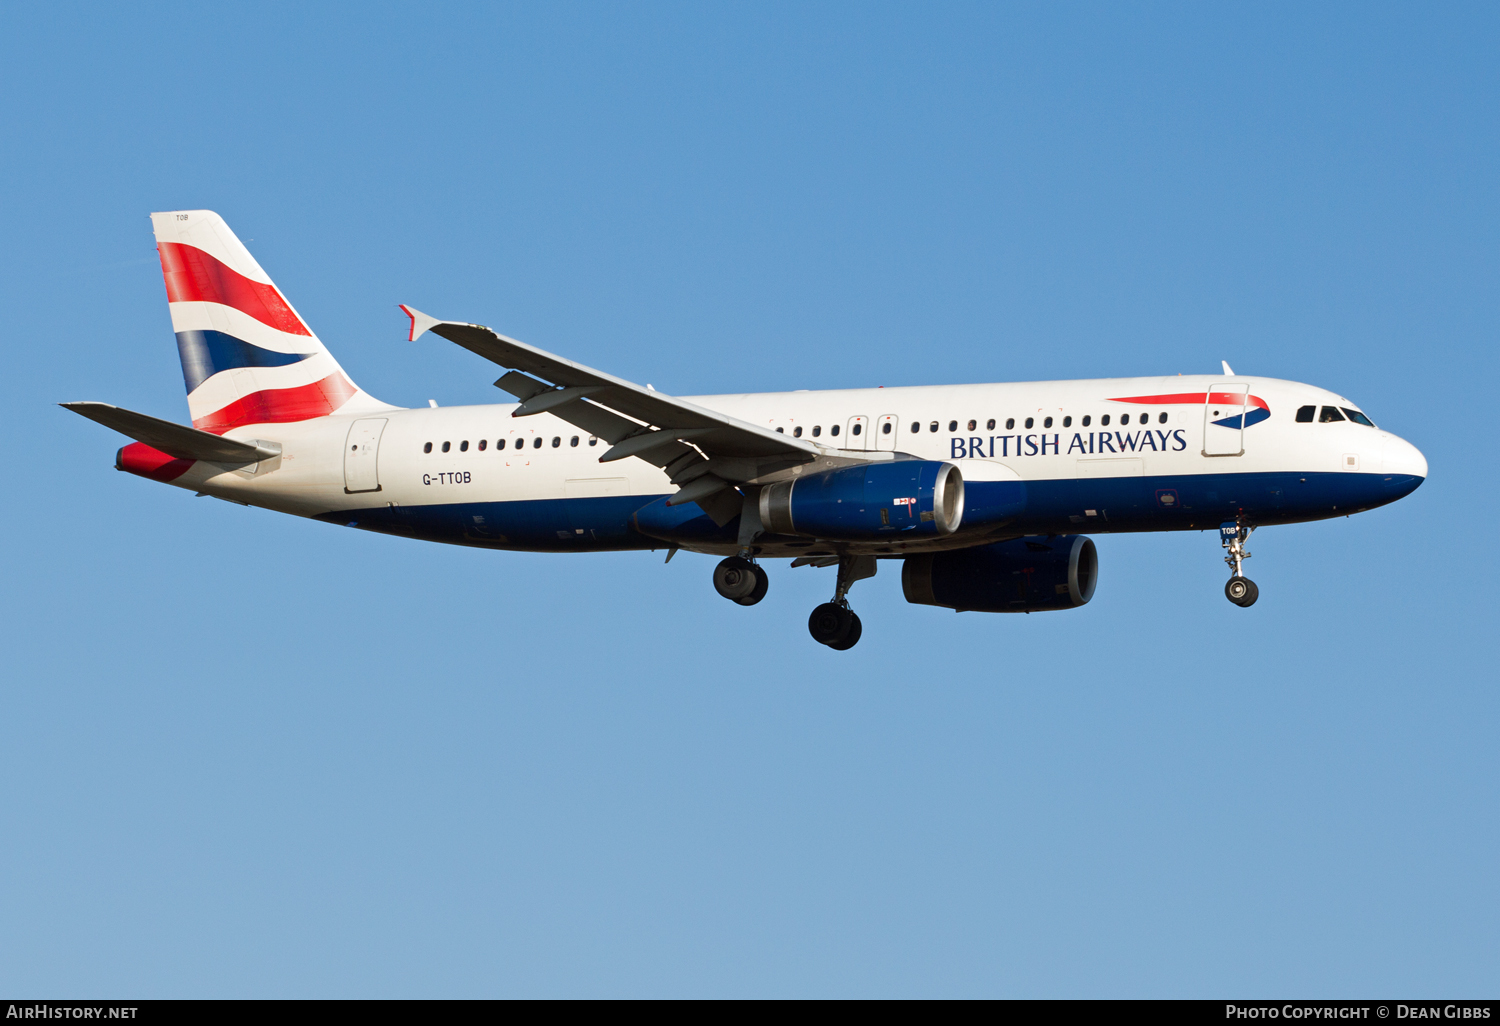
[1384,434,1428,480]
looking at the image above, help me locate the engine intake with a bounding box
[760,461,963,541]
[902,535,1097,612]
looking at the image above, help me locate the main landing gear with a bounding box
[713,555,768,606]
[808,555,876,651]
[1221,520,1259,608]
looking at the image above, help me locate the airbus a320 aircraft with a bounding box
[66,211,1427,649]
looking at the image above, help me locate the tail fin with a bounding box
[150,210,389,432]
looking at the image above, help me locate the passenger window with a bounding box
[1005,418,1015,430]
[793,426,803,437]
[442,441,451,453]
[1082,415,1091,427]
[552,436,561,447]
[589,436,598,446]
[1296,405,1315,423]
[776,427,784,434]
[852,423,861,435]
[1101,415,1110,426]
[812,425,822,437]
[1121,414,1130,425]
[929,421,938,432]
[478,439,487,451]
[1158,412,1168,424]
[967,419,976,431]
[831,425,840,436]
[1062,416,1071,427]
[1044,416,1053,428]
[1024,417,1034,429]
[460,440,469,452]
[423,442,432,453]
[1343,408,1375,427]
[948,420,957,432]
[1319,406,1345,423]
[570,435,579,446]
[986,419,995,430]
[882,422,891,434]
[533,437,542,448]
[496,439,506,450]
[910,422,920,433]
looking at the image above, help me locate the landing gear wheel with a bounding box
[808,602,854,646]
[827,612,862,650]
[734,564,769,606]
[714,556,758,600]
[1225,576,1259,607]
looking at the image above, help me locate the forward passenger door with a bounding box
[1202,384,1249,457]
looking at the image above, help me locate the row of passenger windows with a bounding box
[772,412,1170,438]
[430,410,1177,452]
[422,406,1372,455]
[1296,405,1375,426]
[423,436,598,453]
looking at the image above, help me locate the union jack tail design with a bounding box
[150,210,389,432]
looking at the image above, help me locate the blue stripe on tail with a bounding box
[175,330,316,393]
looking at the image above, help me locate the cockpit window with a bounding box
[1295,405,1315,423]
[1319,406,1345,423]
[1342,408,1375,427]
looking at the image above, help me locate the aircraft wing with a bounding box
[402,305,826,522]
[61,402,280,464]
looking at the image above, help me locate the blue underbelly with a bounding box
[319,470,1422,549]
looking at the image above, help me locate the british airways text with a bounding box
[949,430,1189,459]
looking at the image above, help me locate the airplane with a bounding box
[64,210,1428,650]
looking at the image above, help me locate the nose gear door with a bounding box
[1202,383,1249,457]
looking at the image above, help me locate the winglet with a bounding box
[400,304,445,342]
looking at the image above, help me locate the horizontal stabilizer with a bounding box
[60,402,281,464]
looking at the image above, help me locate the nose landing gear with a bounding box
[1221,520,1259,607]
[808,555,876,650]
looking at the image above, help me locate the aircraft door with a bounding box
[344,418,387,493]
[1202,384,1249,457]
[846,416,870,450]
[875,415,899,451]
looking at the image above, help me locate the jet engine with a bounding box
[902,535,1097,612]
[759,460,963,541]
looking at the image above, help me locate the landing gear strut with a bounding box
[714,555,768,606]
[808,555,875,650]
[1220,520,1259,607]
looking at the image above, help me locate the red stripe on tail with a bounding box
[192,373,359,433]
[157,242,311,337]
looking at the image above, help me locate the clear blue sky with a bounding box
[1,1,1495,998]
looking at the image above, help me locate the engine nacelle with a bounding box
[759,460,963,541]
[902,535,1097,613]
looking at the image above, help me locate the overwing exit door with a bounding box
[845,416,870,450]
[1202,384,1249,457]
[875,415,899,451]
[344,418,387,493]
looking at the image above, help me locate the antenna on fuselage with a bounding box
[1221,361,1235,376]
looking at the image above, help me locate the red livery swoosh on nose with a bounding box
[1108,391,1269,410]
